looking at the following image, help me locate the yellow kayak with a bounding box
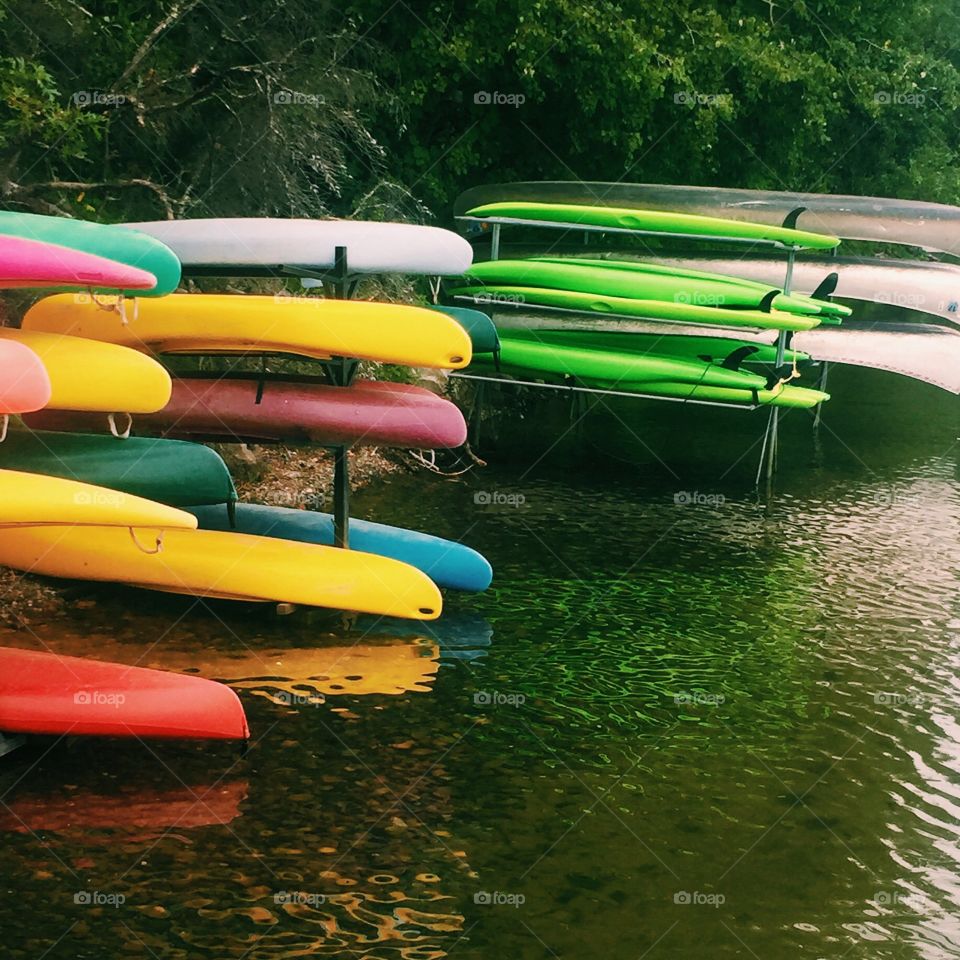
[23,294,473,369]
[0,328,171,413]
[0,526,443,619]
[0,469,196,529]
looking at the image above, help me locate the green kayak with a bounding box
[0,430,236,506]
[472,338,767,390]
[0,212,181,296]
[428,305,501,354]
[448,284,821,332]
[524,258,851,318]
[500,328,811,367]
[464,201,841,251]
[585,379,829,409]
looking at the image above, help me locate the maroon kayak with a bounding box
[0,648,249,741]
[27,377,468,448]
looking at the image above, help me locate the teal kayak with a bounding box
[464,201,841,250]
[471,338,767,390]
[523,258,851,318]
[0,212,181,296]
[188,503,493,592]
[428,305,501,354]
[448,284,821,332]
[0,430,236,506]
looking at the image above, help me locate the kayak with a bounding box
[0,340,50,414]
[0,468,197,529]
[462,258,848,317]
[124,218,473,276]
[588,379,829,408]
[454,181,954,253]
[498,328,810,367]
[0,526,443,618]
[0,430,237,507]
[24,293,472,369]
[0,329,171,413]
[0,212,180,296]
[462,201,840,250]
[28,378,469,449]
[0,235,156,290]
[448,285,821,332]
[188,503,493,592]
[0,648,248,740]
[427,304,501,353]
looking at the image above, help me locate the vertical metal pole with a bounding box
[813,361,829,431]
[333,445,349,548]
[491,223,501,261]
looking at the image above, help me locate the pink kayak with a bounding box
[0,234,156,290]
[27,377,469,448]
[0,648,249,740]
[0,340,51,413]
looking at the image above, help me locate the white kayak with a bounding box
[454,182,960,255]
[123,218,473,277]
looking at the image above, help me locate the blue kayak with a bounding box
[187,503,493,593]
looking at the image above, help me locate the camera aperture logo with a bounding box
[74,890,125,908]
[474,890,525,908]
[674,891,725,908]
[74,690,125,708]
[274,890,326,907]
[474,91,525,108]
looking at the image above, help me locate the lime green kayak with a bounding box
[0,430,236,506]
[448,284,821,332]
[525,258,851,318]
[473,338,767,390]
[0,212,181,296]
[464,202,841,251]
[585,379,829,409]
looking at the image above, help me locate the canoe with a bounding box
[0,468,197,529]
[124,218,473,276]
[0,329,171,413]
[0,340,50,414]
[28,378,469,449]
[0,526,443,618]
[583,379,830,409]
[23,293,473,369]
[462,258,848,317]
[0,648,248,740]
[0,235,156,290]
[427,304,501,353]
[499,328,809,367]
[462,201,840,250]
[454,181,958,253]
[471,338,767,390]
[0,430,237,507]
[644,254,960,329]
[188,503,493,592]
[0,212,180,295]
[449,284,820,332]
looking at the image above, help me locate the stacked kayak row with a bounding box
[0,211,494,750]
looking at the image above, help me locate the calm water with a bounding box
[1,367,958,959]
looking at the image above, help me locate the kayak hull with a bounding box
[189,503,493,592]
[28,378,468,448]
[0,341,51,414]
[0,647,248,740]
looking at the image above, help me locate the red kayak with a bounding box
[0,234,156,290]
[27,377,469,448]
[0,648,249,740]
[0,340,51,414]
